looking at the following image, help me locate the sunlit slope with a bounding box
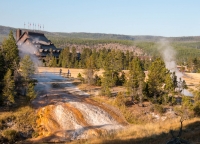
[32,72,126,142]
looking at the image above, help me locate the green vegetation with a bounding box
[126,58,145,104]
[0,105,36,143]
[136,41,200,71]
[0,31,19,105]
[2,129,17,143]
[0,31,37,143]
[1,26,200,143]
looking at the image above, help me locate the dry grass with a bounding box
[37,67,128,79]
[87,96,200,143]
[183,73,200,90]
[0,106,36,126]
[37,67,105,78]
[0,105,37,142]
[37,67,200,90]
[69,117,200,144]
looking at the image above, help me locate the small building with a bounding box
[16,29,61,58]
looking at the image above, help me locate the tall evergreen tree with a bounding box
[20,55,35,96]
[126,58,145,103]
[71,47,77,67]
[20,55,35,81]
[61,47,71,68]
[172,72,178,91]
[0,52,5,104]
[84,55,95,85]
[2,69,16,105]
[147,58,175,102]
[27,82,36,101]
[1,31,19,72]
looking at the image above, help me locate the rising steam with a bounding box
[158,39,182,79]
[18,38,43,70]
[158,39,193,96]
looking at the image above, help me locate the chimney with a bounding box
[16,29,22,41]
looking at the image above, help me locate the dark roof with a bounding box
[17,31,50,44]
[28,32,50,43]
[17,30,62,58]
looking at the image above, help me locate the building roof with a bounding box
[17,30,61,58]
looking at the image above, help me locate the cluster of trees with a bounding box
[45,47,151,71]
[136,41,200,72]
[0,31,36,106]
[76,55,189,107]
[46,36,133,48]
[45,36,200,73]
[99,57,187,104]
[44,46,193,106]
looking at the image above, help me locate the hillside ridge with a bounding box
[1,25,200,43]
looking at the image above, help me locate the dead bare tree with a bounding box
[166,117,189,144]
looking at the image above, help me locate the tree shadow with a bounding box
[25,124,120,143]
[98,121,200,144]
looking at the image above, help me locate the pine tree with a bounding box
[20,55,35,81]
[160,72,174,104]
[51,57,57,67]
[20,55,35,96]
[126,58,145,104]
[61,47,71,68]
[0,52,5,81]
[2,69,16,105]
[71,47,77,67]
[117,71,126,86]
[84,55,95,85]
[27,82,36,101]
[193,82,200,116]
[1,31,19,72]
[115,92,126,108]
[147,58,169,103]
[0,52,6,91]
[96,48,107,68]
[172,72,178,91]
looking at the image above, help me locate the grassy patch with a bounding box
[70,117,200,144]
[2,129,17,143]
[0,96,37,143]
[92,96,148,124]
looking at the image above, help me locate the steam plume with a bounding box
[18,38,43,70]
[158,39,182,79]
[158,39,193,96]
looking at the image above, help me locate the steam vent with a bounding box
[16,29,61,58]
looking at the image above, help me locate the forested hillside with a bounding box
[2,25,200,71]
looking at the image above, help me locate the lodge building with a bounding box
[16,29,61,58]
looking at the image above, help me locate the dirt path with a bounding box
[30,72,126,143]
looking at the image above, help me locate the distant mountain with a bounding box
[0,25,200,42]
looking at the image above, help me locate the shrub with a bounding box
[77,73,84,83]
[2,129,17,142]
[193,102,200,116]
[153,104,165,114]
[114,92,126,107]
[32,131,39,138]
[94,74,101,86]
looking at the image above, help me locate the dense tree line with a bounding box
[136,41,200,71]
[46,36,133,48]
[46,35,200,72]
[45,45,192,106]
[0,31,36,106]
[45,46,152,71]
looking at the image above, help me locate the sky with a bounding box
[0,0,200,37]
